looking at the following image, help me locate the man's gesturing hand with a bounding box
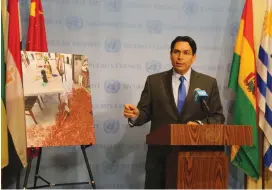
[123,104,139,118]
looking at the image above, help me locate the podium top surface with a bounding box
[146,124,253,146]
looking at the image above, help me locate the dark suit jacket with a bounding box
[131,68,225,130]
[129,68,225,187]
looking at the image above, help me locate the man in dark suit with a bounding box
[123,36,225,188]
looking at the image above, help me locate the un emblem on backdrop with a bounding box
[103,120,120,134]
[229,22,239,37]
[146,20,163,34]
[65,16,84,31]
[104,0,122,12]
[102,160,119,174]
[146,60,162,74]
[104,79,121,93]
[182,1,198,16]
[105,38,121,53]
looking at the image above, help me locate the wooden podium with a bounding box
[146,124,253,189]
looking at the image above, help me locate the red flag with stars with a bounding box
[26,0,48,51]
[26,0,48,158]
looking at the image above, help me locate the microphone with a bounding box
[193,88,211,123]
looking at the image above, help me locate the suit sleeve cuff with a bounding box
[128,116,138,127]
[195,120,204,125]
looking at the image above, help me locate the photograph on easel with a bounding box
[21,51,95,147]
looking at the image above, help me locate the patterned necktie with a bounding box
[177,76,186,114]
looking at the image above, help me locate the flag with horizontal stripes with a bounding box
[228,0,260,179]
[6,0,27,167]
[1,13,8,169]
[257,0,272,171]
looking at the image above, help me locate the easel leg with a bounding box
[23,147,34,189]
[16,169,21,189]
[81,145,96,189]
[34,148,42,188]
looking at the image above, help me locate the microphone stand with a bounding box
[201,99,211,124]
[205,112,210,124]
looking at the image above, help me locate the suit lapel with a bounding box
[164,69,180,117]
[179,70,199,117]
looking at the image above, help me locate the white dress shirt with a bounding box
[172,68,191,106]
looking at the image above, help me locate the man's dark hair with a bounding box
[170,36,197,55]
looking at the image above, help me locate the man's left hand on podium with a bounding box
[187,121,199,125]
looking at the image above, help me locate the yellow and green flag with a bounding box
[228,0,259,179]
